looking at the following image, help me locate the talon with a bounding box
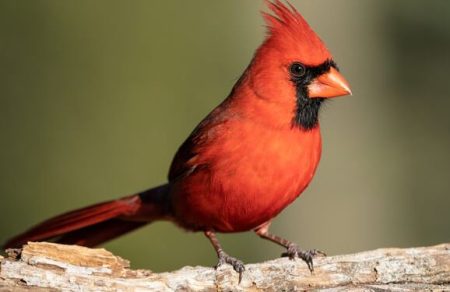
[299,251,314,272]
[216,253,245,283]
[234,264,245,283]
[298,249,321,272]
[308,248,327,257]
[281,244,325,272]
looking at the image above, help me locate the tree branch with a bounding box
[1,242,449,291]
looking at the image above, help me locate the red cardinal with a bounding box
[4,0,351,278]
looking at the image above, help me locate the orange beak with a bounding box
[308,67,352,98]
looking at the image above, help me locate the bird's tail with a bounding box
[3,184,170,249]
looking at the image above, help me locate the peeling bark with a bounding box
[1,242,449,291]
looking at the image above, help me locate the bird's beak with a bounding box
[308,67,352,98]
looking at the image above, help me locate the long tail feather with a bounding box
[3,184,169,249]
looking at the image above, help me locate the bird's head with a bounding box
[246,0,351,130]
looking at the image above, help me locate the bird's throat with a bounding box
[293,89,324,130]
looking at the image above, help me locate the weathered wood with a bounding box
[1,242,449,291]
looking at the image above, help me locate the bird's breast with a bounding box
[170,120,322,232]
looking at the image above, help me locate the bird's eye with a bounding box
[289,62,306,78]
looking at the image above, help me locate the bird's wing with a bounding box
[168,102,236,182]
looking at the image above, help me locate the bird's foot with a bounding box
[281,243,326,272]
[216,252,245,283]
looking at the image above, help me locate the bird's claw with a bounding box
[216,253,245,283]
[281,243,326,272]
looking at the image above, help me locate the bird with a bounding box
[4,0,351,281]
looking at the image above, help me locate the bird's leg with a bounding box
[254,223,325,272]
[204,230,245,282]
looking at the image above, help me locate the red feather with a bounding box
[4,187,167,248]
[4,2,351,275]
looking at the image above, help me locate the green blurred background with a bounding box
[1,1,449,271]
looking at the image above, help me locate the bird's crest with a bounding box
[262,0,331,64]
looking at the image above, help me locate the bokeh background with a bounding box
[1,1,449,271]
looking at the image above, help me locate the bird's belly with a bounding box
[219,152,319,232]
[170,128,322,232]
